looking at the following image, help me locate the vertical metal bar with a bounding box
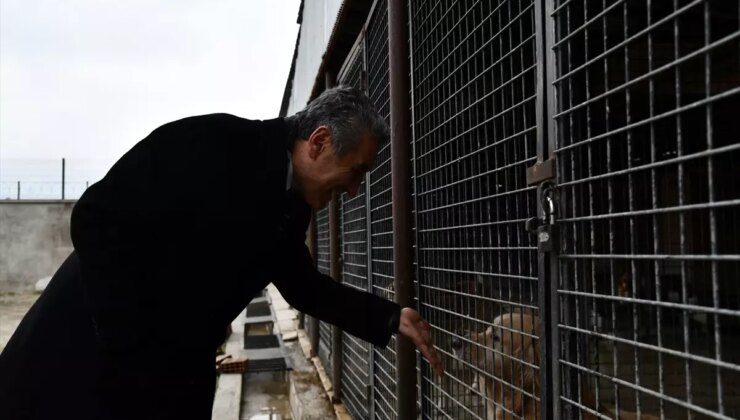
[308,212,320,357]
[325,69,344,401]
[674,1,692,416]
[540,1,563,418]
[703,2,723,414]
[536,11,552,420]
[301,214,316,331]
[330,188,343,401]
[360,31,376,419]
[17,181,20,200]
[61,157,66,200]
[407,0,424,415]
[387,0,415,418]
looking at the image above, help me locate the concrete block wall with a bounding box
[0,201,75,293]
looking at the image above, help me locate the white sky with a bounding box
[0,0,301,179]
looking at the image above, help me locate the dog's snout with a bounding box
[451,337,462,349]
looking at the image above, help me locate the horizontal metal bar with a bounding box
[558,324,740,372]
[553,34,740,125]
[558,143,740,188]
[419,218,530,233]
[420,282,540,311]
[416,184,537,214]
[418,266,538,282]
[423,246,535,252]
[558,289,740,317]
[551,0,624,48]
[559,396,612,420]
[560,360,736,420]
[558,198,740,222]
[416,153,536,195]
[559,253,740,261]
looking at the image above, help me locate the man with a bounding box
[0,86,442,419]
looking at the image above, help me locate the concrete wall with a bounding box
[0,201,75,293]
[286,0,343,116]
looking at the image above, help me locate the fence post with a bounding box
[388,0,416,417]
[531,1,560,418]
[307,214,320,357]
[326,69,344,403]
[61,158,66,200]
[17,181,21,200]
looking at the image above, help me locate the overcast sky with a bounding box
[1,0,301,181]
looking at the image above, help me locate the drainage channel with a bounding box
[240,293,292,420]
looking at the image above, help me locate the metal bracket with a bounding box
[526,157,557,185]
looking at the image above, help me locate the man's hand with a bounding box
[398,307,444,376]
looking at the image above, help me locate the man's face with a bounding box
[294,125,379,209]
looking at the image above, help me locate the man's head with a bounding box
[286,86,390,209]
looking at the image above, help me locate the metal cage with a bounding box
[410,0,541,418]
[338,37,374,419]
[551,1,740,418]
[366,1,399,419]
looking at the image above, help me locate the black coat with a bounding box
[0,114,401,419]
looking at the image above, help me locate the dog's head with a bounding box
[452,312,541,416]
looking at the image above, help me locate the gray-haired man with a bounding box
[0,86,442,420]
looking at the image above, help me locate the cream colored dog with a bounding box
[453,312,541,419]
[453,313,660,419]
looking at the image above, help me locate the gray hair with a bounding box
[285,86,390,156]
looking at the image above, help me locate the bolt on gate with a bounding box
[297,0,740,418]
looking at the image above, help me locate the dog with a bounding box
[452,312,660,419]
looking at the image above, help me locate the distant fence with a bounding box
[1,158,91,200]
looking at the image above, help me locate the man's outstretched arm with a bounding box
[272,242,443,375]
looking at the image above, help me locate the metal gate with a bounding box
[550,1,740,418]
[410,0,541,418]
[338,34,373,419]
[366,1,400,418]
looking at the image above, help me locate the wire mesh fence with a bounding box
[299,0,740,418]
[551,1,740,418]
[409,0,540,418]
[314,206,334,378]
[337,36,374,420]
[366,1,399,419]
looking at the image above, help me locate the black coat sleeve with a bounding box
[272,239,401,348]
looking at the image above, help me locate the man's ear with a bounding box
[307,125,332,160]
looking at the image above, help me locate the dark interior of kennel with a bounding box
[553,0,740,418]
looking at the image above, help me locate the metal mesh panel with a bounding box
[366,1,399,419]
[410,0,540,418]
[338,40,373,420]
[551,1,740,418]
[315,207,333,378]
